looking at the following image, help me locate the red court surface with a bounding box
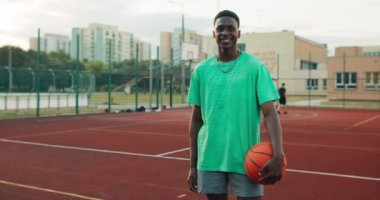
[0,107,379,200]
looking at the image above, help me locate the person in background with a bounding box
[277,83,287,114]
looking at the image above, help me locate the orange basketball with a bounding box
[244,143,287,184]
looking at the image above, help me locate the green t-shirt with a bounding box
[187,51,279,174]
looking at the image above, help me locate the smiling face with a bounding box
[213,16,240,51]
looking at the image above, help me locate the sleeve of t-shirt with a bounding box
[257,63,280,105]
[187,67,201,106]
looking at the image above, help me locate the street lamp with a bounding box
[169,0,186,103]
[168,0,185,47]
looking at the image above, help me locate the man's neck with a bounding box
[218,47,240,62]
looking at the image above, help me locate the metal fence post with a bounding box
[76,34,80,114]
[36,28,41,117]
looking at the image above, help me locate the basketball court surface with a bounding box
[0,107,379,199]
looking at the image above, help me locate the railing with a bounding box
[0,67,379,119]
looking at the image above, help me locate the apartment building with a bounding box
[160,32,172,64]
[70,23,151,63]
[30,33,70,54]
[327,46,380,101]
[135,39,152,61]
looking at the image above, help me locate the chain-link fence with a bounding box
[0,64,194,119]
[276,77,380,109]
[0,68,95,93]
[0,67,95,118]
[1,66,379,119]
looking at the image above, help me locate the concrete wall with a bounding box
[0,93,89,110]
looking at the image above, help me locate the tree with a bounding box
[46,50,71,70]
[85,60,106,74]
[0,46,28,68]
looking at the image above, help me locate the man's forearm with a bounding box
[265,112,284,159]
[262,102,284,159]
[189,121,201,169]
[189,106,203,169]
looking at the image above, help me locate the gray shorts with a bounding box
[197,171,264,197]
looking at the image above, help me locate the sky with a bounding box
[1,0,379,55]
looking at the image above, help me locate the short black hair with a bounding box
[214,10,240,27]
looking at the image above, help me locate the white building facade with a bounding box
[135,40,151,61]
[70,23,151,63]
[30,33,70,54]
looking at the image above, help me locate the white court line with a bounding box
[0,138,379,182]
[345,115,380,130]
[156,155,189,161]
[36,112,164,122]
[0,180,103,200]
[0,138,158,157]
[0,138,185,161]
[284,142,380,152]
[7,129,90,139]
[282,127,380,136]
[96,129,186,137]
[5,124,128,139]
[35,114,151,123]
[286,169,380,181]
[36,114,115,122]
[5,119,185,140]
[156,148,190,156]
[280,112,319,121]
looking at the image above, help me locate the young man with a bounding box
[277,83,287,114]
[187,10,285,200]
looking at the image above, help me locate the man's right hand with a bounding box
[187,168,198,192]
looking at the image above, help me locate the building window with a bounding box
[365,72,380,90]
[364,51,380,56]
[323,79,327,90]
[335,72,357,90]
[301,60,318,70]
[306,79,319,90]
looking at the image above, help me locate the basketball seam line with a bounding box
[249,150,273,157]
[247,156,261,169]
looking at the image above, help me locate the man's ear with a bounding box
[238,30,241,38]
[213,31,216,38]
